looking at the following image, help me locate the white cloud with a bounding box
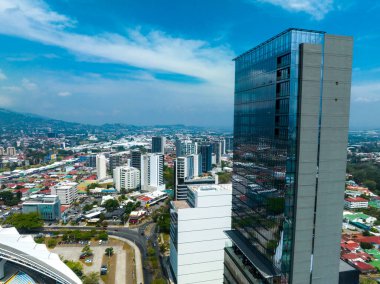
[0,96,12,107]
[1,86,22,92]
[0,70,233,126]
[0,69,7,80]
[0,0,234,87]
[57,91,71,97]
[256,0,334,20]
[352,82,380,103]
[21,78,37,90]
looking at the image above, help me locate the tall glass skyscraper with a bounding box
[224,29,353,283]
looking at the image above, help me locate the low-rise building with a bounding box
[352,261,377,274]
[129,210,146,224]
[22,195,61,221]
[346,185,376,196]
[136,191,168,207]
[343,212,377,226]
[344,197,368,209]
[340,240,360,254]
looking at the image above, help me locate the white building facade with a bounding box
[141,153,165,191]
[344,197,369,209]
[6,147,16,156]
[169,184,232,284]
[96,154,107,180]
[113,166,140,191]
[51,181,77,205]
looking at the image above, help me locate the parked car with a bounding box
[100,265,108,275]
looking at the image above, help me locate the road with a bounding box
[44,226,152,284]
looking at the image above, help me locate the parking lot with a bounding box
[51,239,127,284]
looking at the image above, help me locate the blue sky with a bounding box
[0,0,379,128]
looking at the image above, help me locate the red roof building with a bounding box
[341,240,360,253]
[341,252,373,262]
[345,197,369,209]
[356,236,380,246]
[351,261,377,273]
[85,175,97,181]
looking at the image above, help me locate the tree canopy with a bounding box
[64,260,83,277]
[82,272,100,284]
[5,212,43,232]
[103,199,120,212]
[0,191,21,206]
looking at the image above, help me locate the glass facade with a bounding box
[231,29,324,282]
[199,144,213,173]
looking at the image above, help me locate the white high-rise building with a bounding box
[113,166,140,192]
[141,153,165,191]
[0,147,4,156]
[6,147,16,156]
[174,154,202,200]
[175,154,201,184]
[51,181,78,205]
[96,154,107,180]
[169,184,232,283]
[175,140,197,157]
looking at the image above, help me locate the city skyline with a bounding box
[0,0,378,129]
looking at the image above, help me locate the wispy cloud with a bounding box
[1,78,37,92]
[21,78,37,90]
[0,69,7,80]
[0,0,234,87]
[57,91,71,97]
[0,70,233,126]
[1,86,22,92]
[0,96,13,107]
[254,0,334,20]
[352,82,380,103]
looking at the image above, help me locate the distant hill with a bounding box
[0,108,225,135]
[0,108,88,132]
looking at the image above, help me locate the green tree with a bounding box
[64,260,83,277]
[34,236,45,244]
[87,183,100,190]
[47,238,57,248]
[147,247,156,257]
[82,245,92,253]
[363,230,371,236]
[82,272,100,284]
[163,165,174,189]
[364,180,377,191]
[371,227,379,233]
[360,278,378,284]
[0,191,21,206]
[97,231,108,241]
[217,172,232,184]
[360,242,374,250]
[5,212,43,232]
[105,247,114,256]
[103,199,120,212]
[83,204,93,212]
[157,213,170,234]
